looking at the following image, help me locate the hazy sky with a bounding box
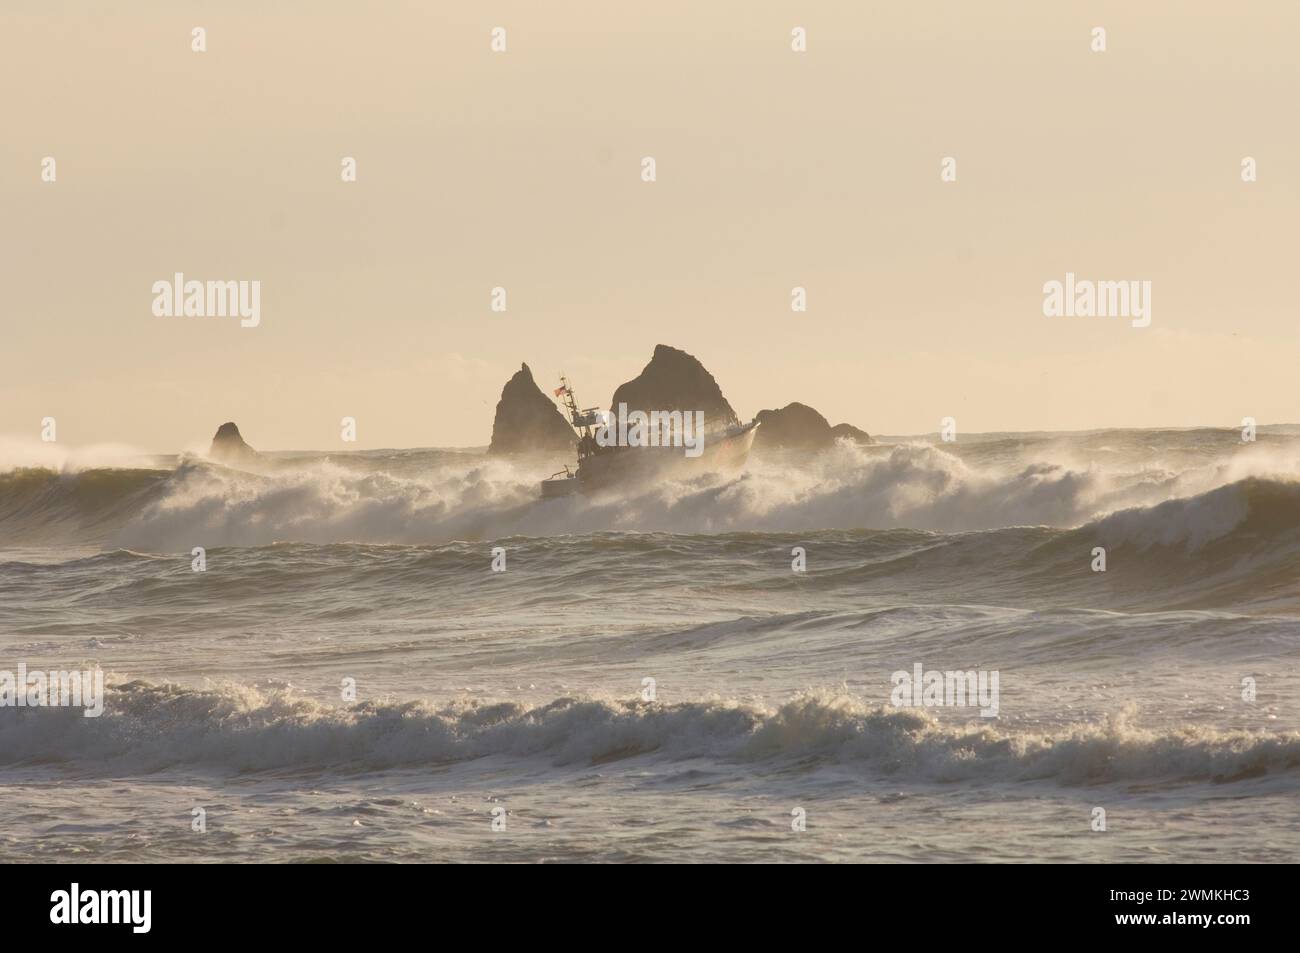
[2,1,1297,451]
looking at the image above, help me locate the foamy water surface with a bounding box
[1,427,1297,861]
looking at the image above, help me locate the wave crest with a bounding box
[5,681,1296,785]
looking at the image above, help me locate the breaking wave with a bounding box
[2,439,1297,612]
[1,437,1297,552]
[4,680,1297,786]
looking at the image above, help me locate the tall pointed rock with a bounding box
[488,363,576,454]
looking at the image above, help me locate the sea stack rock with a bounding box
[609,345,739,432]
[488,363,577,454]
[753,403,872,450]
[208,422,259,465]
[829,422,872,445]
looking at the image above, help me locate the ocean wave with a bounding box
[1085,477,1294,550]
[1035,478,1300,611]
[3,681,1296,785]
[0,438,1296,546]
[2,458,1298,612]
[0,466,172,544]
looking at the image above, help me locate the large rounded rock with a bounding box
[753,403,872,450]
[609,344,739,433]
[208,422,260,465]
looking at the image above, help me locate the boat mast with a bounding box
[556,375,600,462]
[558,376,580,427]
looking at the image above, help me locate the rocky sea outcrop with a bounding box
[483,347,872,456]
[208,422,260,465]
[753,403,872,450]
[488,363,577,454]
[609,345,739,433]
[829,422,872,445]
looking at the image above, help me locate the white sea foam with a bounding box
[11,433,1265,549]
[3,680,1296,786]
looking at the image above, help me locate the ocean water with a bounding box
[1,427,1297,863]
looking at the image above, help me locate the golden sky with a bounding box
[2,1,1297,451]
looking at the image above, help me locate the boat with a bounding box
[539,376,759,497]
[540,464,578,499]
